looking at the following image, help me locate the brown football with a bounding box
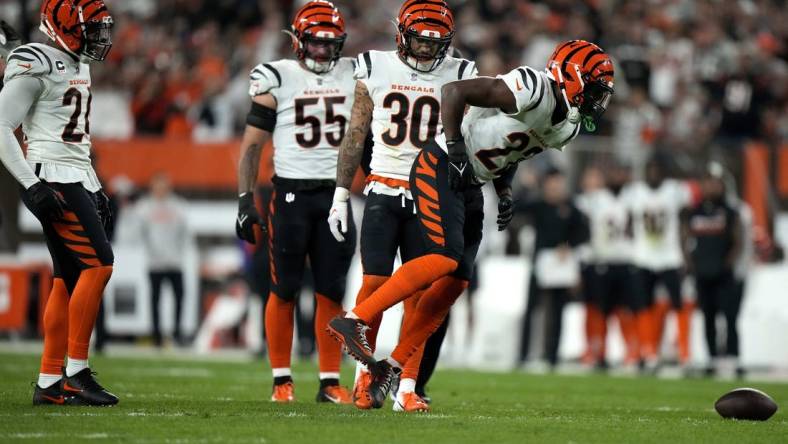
[714,388,778,421]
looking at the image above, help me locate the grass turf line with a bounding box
[0,352,785,443]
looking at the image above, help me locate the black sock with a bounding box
[320,378,339,389]
[273,375,293,386]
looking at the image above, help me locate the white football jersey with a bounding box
[355,50,477,183]
[249,58,356,180]
[622,179,693,270]
[4,43,100,191]
[437,66,580,182]
[577,189,632,264]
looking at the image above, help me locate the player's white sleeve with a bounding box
[0,76,42,189]
[497,66,546,115]
[353,51,372,84]
[248,62,282,99]
[458,59,477,80]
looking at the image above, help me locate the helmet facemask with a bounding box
[398,28,452,72]
[299,34,346,74]
[81,17,113,62]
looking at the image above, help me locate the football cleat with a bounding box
[326,317,375,367]
[353,369,373,409]
[393,391,430,413]
[62,369,118,406]
[32,381,81,406]
[368,360,401,409]
[316,384,352,404]
[271,381,295,403]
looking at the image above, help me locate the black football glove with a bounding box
[447,139,474,192]
[24,181,66,220]
[497,194,514,231]
[0,20,23,59]
[236,192,265,244]
[95,189,113,231]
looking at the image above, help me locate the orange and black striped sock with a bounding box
[40,279,69,375]
[265,292,295,372]
[353,254,457,325]
[314,293,343,376]
[390,276,467,366]
[67,266,112,360]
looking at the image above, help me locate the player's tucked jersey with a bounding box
[4,43,100,191]
[622,180,693,270]
[355,50,476,188]
[249,58,356,180]
[438,66,580,182]
[576,188,632,264]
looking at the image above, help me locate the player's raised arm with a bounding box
[236,92,276,244]
[327,80,373,242]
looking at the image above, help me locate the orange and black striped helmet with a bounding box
[39,0,113,61]
[396,0,455,72]
[290,0,346,73]
[547,40,614,122]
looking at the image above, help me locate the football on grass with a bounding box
[714,388,778,421]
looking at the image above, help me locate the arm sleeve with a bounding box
[497,66,546,115]
[0,76,42,189]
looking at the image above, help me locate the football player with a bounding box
[326,0,476,412]
[329,40,614,406]
[0,0,117,406]
[235,1,356,404]
[621,157,696,371]
[576,161,639,369]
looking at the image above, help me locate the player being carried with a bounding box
[235,0,357,404]
[326,0,476,412]
[0,0,117,406]
[328,40,615,406]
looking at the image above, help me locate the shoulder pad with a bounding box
[249,61,284,97]
[499,66,548,114]
[455,58,477,80]
[4,44,53,82]
[353,51,375,81]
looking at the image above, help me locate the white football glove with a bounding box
[327,187,350,242]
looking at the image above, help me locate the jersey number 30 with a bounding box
[382,93,440,148]
[62,87,91,143]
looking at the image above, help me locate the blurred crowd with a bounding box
[1,0,785,160]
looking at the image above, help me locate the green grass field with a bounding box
[0,351,785,443]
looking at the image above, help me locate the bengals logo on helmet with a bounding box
[396,0,455,72]
[39,0,113,61]
[289,0,346,74]
[547,40,614,126]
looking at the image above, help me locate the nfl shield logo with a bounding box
[317,78,323,86]
[410,73,417,81]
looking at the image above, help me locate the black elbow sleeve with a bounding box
[246,102,277,131]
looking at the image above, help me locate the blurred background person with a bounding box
[576,161,639,370]
[623,155,695,372]
[515,168,589,370]
[682,164,742,377]
[135,173,191,347]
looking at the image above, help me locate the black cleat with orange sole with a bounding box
[62,368,119,406]
[368,360,402,409]
[326,317,375,367]
[32,382,77,406]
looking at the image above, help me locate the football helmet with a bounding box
[396,0,454,72]
[39,0,113,62]
[547,40,614,129]
[289,0,346,74]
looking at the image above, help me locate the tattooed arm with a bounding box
[336,81,373,189]
[238,93,276,194]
